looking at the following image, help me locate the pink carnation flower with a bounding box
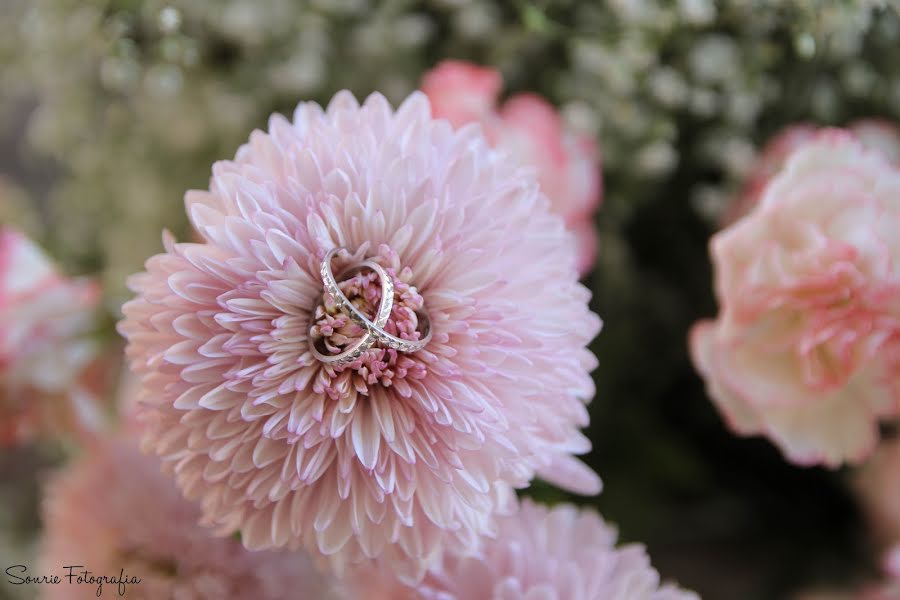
[849,120,900,165]
[722,120,900,225]
[422,61,602,274]
[856,437,900,549]
[340,499,698,600]
[793,588,897,600]
[850,546,900,600]
[39,436,331,600]
[720,124,819,226]
[118,91,602,581]
[859,581,900,600]
[690,130,900,467]
[795,551,900,600]
[0,228,102,445]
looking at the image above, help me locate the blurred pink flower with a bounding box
[856,438,900,549]
[792,589,893,600]
[421,61,502,129]
[0,228,103,445]
[720,124,818,226]
[118,91,602,581]
[849,120,900,165]
[792,592,856,600]
[858,582,900,600]
[690,131,900,467]
[885,546,900,581]
[722,120,900,225]
[341,499,698,600]
[422,60,602,274]
[39,436,332,600]
[853,547,900,600]
[836,547,900,600]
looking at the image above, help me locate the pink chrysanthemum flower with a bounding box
[39,436,332,600]
[422,61,602,275]
[118,91,602,580]
[690,131,900,467]
[339,499,698,600]
[0,228,102,445]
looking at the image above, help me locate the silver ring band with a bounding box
[311,247,433,364]
[309,250,394,366]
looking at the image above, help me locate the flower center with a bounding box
[309,255,428,395]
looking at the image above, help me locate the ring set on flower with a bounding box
[120,92,603,579]
[309,247,432,366]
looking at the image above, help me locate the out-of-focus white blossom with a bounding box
[1,0,897,294]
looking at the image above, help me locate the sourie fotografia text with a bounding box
[5,564,140,596]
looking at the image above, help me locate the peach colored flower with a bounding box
[854,548,900,600]
[690,131,900,467]
[792,589,883,600]
[340,499,698,600]
[720,124,818,226]
[118,91,602,582]
[856,438,900,549]
[858,582,900,600]
[792,592,855,600]
[794,550,900,600]
[38,436,333,600]
[847,546,900,600]
[849,120,900,165]
[0,228,103,445]
[722,120,900,225]
[422,60,602,274]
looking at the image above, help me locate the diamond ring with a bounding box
[310,247,432,365]
[309,251,394,365]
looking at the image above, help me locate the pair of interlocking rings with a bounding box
[309,248,432,366]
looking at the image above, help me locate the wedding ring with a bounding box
[311,247,433,365]
[309,251,394,366]
[320,249,394,335]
